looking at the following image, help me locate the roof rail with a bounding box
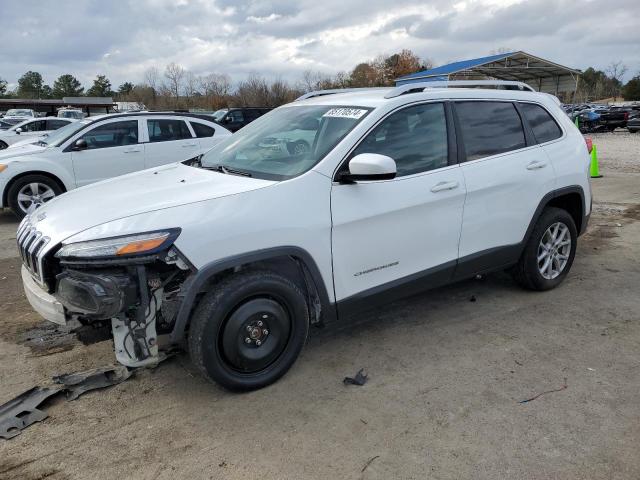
[385,80,536,99]
[295,88,388,101]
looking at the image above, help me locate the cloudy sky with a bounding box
[1,0,638,90]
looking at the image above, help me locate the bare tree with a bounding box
[606,61,628,98]
[235,74,270,106]
[199,73,232,97]
[164,62,185,103]
[144,66,160,92]
[183,71,200,104]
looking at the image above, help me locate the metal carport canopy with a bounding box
[395,51,581,95]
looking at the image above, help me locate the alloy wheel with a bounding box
[537,222,572,280]
[16,182,56,214]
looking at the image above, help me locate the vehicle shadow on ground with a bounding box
[0,209,19,226]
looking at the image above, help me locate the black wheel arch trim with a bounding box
[2,170,68,207]
[525,185,588,240]
[169,246,336,344]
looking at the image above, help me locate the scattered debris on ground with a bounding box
[519,378,568,404]
[361,455,380,472]
[0,386,61,439]
[343,368,368,386]
[17,321,78,356]
[53,365,134,401]
[1,363,152,439]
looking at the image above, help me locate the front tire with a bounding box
[188,269,309,391]
[0,141,8,150]
[7,174,63,219]
[512,207,577,291]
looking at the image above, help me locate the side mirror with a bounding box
[73,138,88,151]
[224,116,233,124]
[340,153,396,183]
[15,127,22,134]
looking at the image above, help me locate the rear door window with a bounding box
[519,103,562,143]
[147,119,192,142]
[455,101,526,161]
[47,119,70,130]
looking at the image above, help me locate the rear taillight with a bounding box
[585,137,593,154]
[624,112,629,121]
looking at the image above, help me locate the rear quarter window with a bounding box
[519,103,562,143]
[190,122,216,138]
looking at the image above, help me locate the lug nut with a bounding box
[245,337,251,344]
[257,320,263,327]
[255,340,262,346]
[263,329,269,335]
[246,325,252,332]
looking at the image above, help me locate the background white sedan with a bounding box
[0,118,75,150]
[0,113,232,217]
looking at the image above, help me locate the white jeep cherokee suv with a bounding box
[18,82,592,391]
[1,113,231,218]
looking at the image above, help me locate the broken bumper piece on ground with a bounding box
[0,365,134,440]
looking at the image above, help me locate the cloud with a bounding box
[0,0,638,90]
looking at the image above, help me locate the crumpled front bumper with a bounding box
[21,266,66,325]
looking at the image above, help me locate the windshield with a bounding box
[41,119,90,147]
[200,105,371,180]
[212,109,229,121]
[6,109,33,117]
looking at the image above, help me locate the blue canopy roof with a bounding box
[396,52,516,84]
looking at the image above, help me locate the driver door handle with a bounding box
[430,181,459,193]
[526,160,547,170]
[123,147,142,153]
[182,143,198,148]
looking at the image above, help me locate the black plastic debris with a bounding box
[343,368,368,386]
[1,365,134,440]
[0,386,62,439]
[53,365,134,401]
[519,378,568,404]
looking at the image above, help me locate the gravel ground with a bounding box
[0,132,639,480]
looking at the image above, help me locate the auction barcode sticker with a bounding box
[322,108,368,119]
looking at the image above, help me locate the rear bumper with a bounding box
[21,266,66,325]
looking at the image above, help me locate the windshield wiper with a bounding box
[207,164,252,177]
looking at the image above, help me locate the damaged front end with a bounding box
[49,229,192,368]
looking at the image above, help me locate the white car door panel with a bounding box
[332,166,466,302]
[455,101,557,261]
[331,102,465,302]
[71,118,144,187]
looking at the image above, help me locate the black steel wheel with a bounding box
[188,269,309,391]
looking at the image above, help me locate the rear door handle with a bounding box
[526,160,547,170]
[430,181,459,193]
[182,143,198,147]
[123,147,142,153]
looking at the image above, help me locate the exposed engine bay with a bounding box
[52,247,191,368]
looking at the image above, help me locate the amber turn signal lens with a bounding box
[116,236,167,255]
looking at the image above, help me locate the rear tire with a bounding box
[512,207,577,291]
[188,269,309,391]
[7,174,63,219]
[0,141,8,150]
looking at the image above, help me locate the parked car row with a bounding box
[562,102,640,133]
[0,113,231,217]
[0,117,76,150]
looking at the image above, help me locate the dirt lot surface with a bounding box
[1,131,639,480]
